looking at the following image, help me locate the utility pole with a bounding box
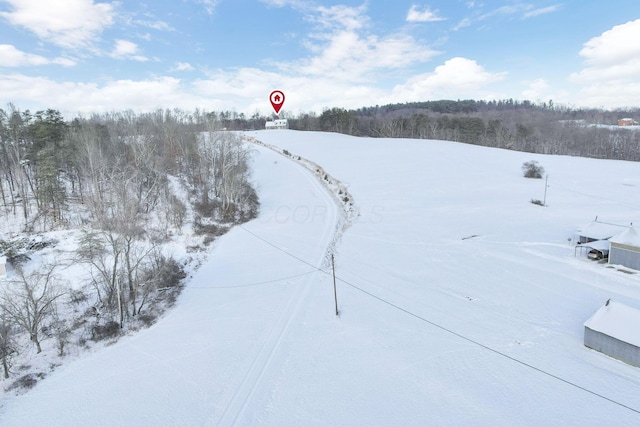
[543,174,549,207]
[331,253,339,316]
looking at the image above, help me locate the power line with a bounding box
[189,270,320,289]
[332,274,640,415]
[235,224,640,415]
[237,224,328,272]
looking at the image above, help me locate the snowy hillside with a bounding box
[2,130,640,425]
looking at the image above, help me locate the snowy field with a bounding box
[2,130,640,425]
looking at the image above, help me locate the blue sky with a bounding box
[1,0,639,116]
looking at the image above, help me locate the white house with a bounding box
[609,227,640,271]
[584,299,640,367]
[575,220,628,244]
[265,119,289,130]
[0,256,6,279]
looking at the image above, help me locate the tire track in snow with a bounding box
[215,144,339,426]
[243,134,359,263]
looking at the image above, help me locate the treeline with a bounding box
[0,106,258,381]
[299,100,640,161]
[213,99,640,162]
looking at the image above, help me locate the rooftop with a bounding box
[577,221,629,240]
[584,300,640,347]
[610,227,640,247]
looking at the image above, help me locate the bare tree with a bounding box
[49,308,70,357]
[77,229,124,324]
[1,264,65,353]
[0,310,18,378]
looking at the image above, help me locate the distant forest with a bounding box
[225,99,640,162]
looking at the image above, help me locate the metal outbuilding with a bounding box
[609,227,640,271]
[584,299,640,367]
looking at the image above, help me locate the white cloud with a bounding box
[406,5,446,23]
[312,4,369,32]
[259,0,305,8]
[291,4,438,82]
[521,78,552,101]
[131,19,174,32]
[478,5,521,20]
[0,44,75,67]
[0,2,443,115]
[110,40,148,62]
[193,0,220,15]
[386,57,507,103]
[195,67,384,113]
[523,4,562,19]
[173,62,195,72]
[112,40,138,56]
[479,3,561,21]
[0,0,115,50]
[0,74,213,115]
[453,18,471,31]
[0,2,509,115]
[570,19,640,108]
[293,31,438,82]
[0,55,507,116]
[577,19,640,68]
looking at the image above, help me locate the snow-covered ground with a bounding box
[2,130,640,425]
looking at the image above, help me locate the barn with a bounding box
[609,227,640,271]
[584,299,640,367]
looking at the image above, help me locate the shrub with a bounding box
[3,247,30,265]
[167,195,187,228]
[7,373,46,392]
[69,289,88,304]
[193,198,221,218]
[156,257,186,289]
[137,313,157,327]
[139,255,186,294]
[91,321,121,341]
[522,160,545,178]
[193,217,226,236]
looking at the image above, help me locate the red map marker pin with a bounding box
[269,90,285,114]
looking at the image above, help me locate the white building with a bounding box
[575,220,628,244]
[265,119,289,130]
[584,299,640,367]
[0,256,6,279]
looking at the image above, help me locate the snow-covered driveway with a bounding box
[0,144,340,426]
